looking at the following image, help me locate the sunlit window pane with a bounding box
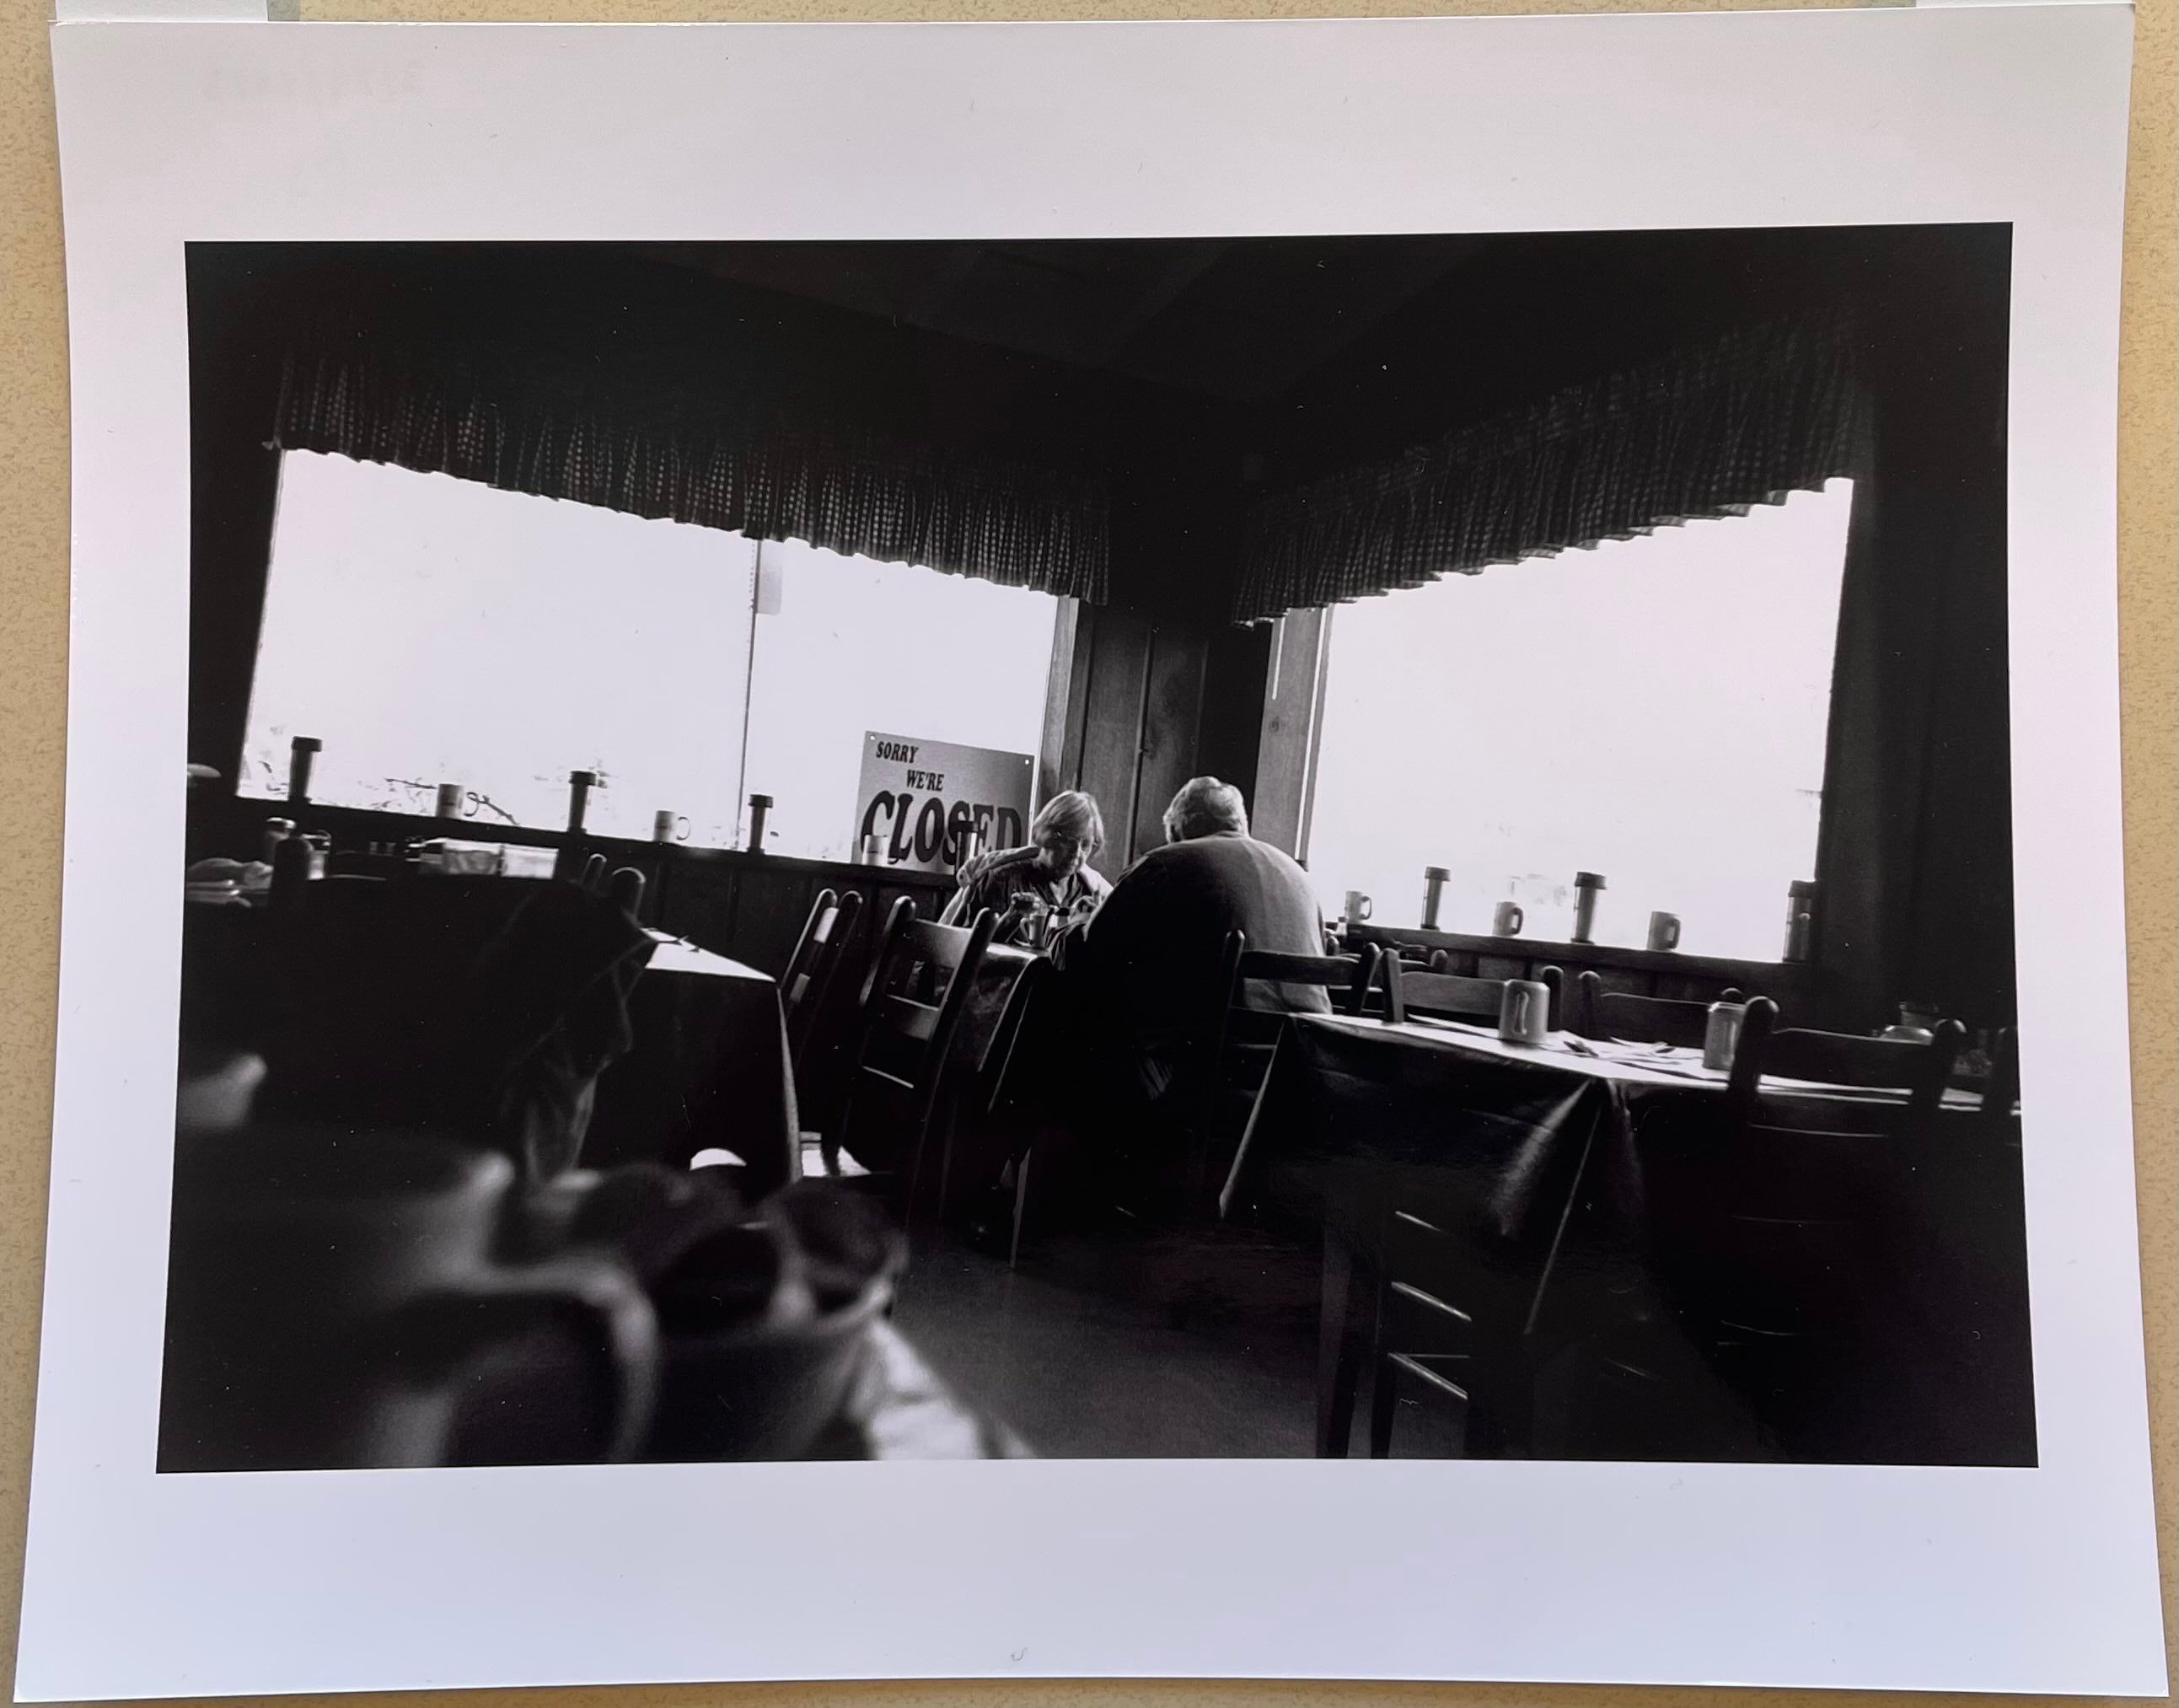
[739,540,1058,862]
[244,453,1055,862]
[1303,481,1852,961]
[244,453,759,845]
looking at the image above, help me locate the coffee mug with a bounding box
[1342,890,1373,923]
[1492,900,1525,937]
[1647,910,1682,952]
[160,1128,658,1472]
[652,810,693,844]
[434,781,465,819]
[1498,979,1550,1045]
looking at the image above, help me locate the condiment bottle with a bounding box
[261,817,296,867]
[565,770,597,835]
[1571,872,1606,944]
[285,736,322,810]
[1421,866,1450,932]
[747,794,773,854]
[553,770,598,884]
[1784,879,1817,963]
[268,829,312,907]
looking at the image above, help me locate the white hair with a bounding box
[1162,776,1248,842]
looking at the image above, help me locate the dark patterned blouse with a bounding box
[942,846,1110,942]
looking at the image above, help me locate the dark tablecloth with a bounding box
[582,932,801,1194]
[181,891,801,1196]
[1226,1014,2034,1465]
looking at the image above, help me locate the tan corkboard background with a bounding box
[0,0,2169,1701]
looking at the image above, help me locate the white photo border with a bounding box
[28,7,2165,1698]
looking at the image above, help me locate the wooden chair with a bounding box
[1630,1002,1974,1461]
[1360,956,1575,1457]
[969,956,1054,1267]
[827,902,999,1221]
[1212,937,1377,1081]
[780,888,866,1075]
[1725,998,1964,1141]
[1386,955,1565,1032]
[1574,969,1742,1049]
[1159,934,1377,1218]
[1365,1207,1470,1458]
[1381,954,1502,1025]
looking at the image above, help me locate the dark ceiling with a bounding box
[646,235,1499,405]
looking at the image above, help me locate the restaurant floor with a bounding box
[889,1217,1466,1458]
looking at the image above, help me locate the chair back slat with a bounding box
[904,917,986,978]
[1726,998,1964,1141]
[878,994,942,1045]
[1238,948,1370,989]
[854,896,918,1012]
[1575,970,1744,1050]
[780,888,837,992]
[1381,954,1501,1025]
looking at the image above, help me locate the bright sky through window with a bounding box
[1303,481,1854,962]
[244,452,1056,858]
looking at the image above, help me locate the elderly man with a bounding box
[1058,776,1328,1111]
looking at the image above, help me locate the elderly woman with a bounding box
[942,790,1111,943]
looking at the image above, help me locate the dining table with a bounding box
[180,883,804,1196]
[580,929,802,1194]
[1222,1011,2032,1466]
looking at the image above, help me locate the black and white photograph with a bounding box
[27,9,2160,1697]
[169,224,2031,1472]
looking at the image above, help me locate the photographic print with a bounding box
[169,227,2031,1473]
[26,9,2160,1698]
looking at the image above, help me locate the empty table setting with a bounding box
[1222,992,2030,1468]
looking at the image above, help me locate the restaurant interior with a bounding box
[169,225,2031,1471]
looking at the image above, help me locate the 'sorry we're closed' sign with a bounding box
[854,732,1034,872]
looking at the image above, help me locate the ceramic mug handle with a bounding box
[409,1254,661,1464]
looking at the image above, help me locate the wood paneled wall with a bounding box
[1047,605,1275,875]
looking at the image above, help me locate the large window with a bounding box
[1302,481,1853,962]
[243,453,1059,857]
[739,539,1059,865]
